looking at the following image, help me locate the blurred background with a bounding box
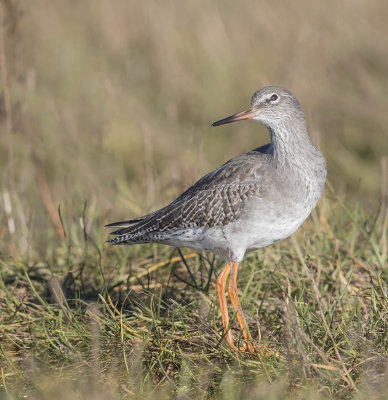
[0,0,387,254]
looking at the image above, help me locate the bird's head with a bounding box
[212,86,304,129]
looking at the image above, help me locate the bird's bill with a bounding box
[212,107,258,126]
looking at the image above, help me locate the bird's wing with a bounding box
[106,149,270,241]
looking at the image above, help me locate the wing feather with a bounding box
[107,148,270,244]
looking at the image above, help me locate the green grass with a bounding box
[1,1,388,398]
[1,186,387,399]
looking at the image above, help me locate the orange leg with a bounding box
[227,262,255,352]
[216,263,236,349]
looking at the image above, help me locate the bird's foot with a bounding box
[227,338,275,357]
[226,335,255,353]
[242,342,275,357]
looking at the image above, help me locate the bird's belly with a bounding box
[231,197,315,252]
[242,216,302,251]
[240,171,325,251]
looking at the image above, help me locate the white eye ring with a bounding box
[269,94,279,103]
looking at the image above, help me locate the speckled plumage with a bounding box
[106,86,326,262]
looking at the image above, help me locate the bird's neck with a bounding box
[267,119,315,167]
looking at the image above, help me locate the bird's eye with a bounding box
[269,94,279,102]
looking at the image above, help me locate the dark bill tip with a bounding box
[212,116,238,127]
[211,107,258,127]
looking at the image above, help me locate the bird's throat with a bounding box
[268,121,313,168]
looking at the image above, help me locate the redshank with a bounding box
[106,86,327,352]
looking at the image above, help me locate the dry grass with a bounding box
[0,0,388,398]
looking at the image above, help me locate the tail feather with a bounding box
[104,215,148,229]
[105,210,160,243]
[108,233,139,245]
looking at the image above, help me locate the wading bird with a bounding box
[106,86,326,352]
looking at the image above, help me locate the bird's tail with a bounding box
[105,210,160,244]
